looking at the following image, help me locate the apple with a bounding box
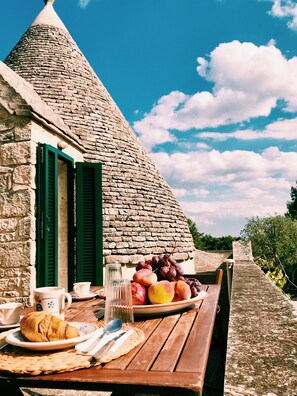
[172,280,191,302]
[148,280,175,304]
[131,281,148,305]
[133,268,158,287]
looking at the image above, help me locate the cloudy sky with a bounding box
[1,0,297,236]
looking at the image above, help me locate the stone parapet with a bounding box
[232,240,253,261]
[224,260,297,396]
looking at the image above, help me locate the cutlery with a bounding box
[87,329,124,357]
[89,329,134,363]
[76,318,122,354]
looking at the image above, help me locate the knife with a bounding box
[89,330,133,363]
[86,329,124,357]
[75,327,104,354]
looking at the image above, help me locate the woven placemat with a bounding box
[0,326,144,376]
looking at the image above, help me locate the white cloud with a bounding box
[196,142,211,150]
[199,117,297,141]
[149,147,297,235]
[134,41,297,150]
[78,0,91,9]
[268,0,297,31]
[150,147,297,187]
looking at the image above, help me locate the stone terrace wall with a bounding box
[233,240,253,262]
[224,259,297,396]
[0,114,35,305]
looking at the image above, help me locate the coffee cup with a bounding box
[34,287,72,320]
[0,302,23,326]
[73,282,91,297]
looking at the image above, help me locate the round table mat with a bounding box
[0,326,144,376]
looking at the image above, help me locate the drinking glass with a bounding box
[104,279,134,326]
[104,264,123,285]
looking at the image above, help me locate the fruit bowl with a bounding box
[133,290,207,316]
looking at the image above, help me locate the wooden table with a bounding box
[0,284,220,396]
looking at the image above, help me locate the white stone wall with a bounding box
[0,115,35,305]
[0,111,83,305]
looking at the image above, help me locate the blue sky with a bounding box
[1,0,297,237]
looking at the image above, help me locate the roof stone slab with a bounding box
[4,2,195,263]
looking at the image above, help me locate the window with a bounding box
[36,144,103,289]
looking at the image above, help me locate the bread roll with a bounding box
[20,311,79,342]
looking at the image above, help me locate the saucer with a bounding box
[0,319,21,330]
[71,292,97,301]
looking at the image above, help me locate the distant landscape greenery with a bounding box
[187,218,240,251]
[188,181,297,298]
[241,215,297,297]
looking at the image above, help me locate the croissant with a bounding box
[20,311,79,342]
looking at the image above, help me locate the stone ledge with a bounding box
[224,260,297,396]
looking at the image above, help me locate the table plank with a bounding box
[176,285,220,374]
[151,310,196,372]
[127,314,181,371]
[8,369,202,395]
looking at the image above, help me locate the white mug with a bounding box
[34,287,72,320]
[0,302,23,325]
[73,282,91,297]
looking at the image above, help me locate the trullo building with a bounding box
[0,0,195,305]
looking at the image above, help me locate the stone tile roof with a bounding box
[4,2,195,262]
[0,61,80,145]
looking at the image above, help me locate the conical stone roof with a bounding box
[4,1,195,264]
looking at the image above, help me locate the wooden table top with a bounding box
[0,284,221,396]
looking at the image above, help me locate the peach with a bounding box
[172,280,191,302]
[133,268,158,287]
[148,280,175,304]
[131,282,148,305]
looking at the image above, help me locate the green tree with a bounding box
[187,218,239,251]
[286,180,297,220]
[201,234,239,250]
[187,219,204,250]
[241,215,297,296]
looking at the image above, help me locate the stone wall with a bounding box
[232,240,253,262]
[0,115,35,305]
[224,258,297,396]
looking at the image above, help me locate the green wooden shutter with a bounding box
[37,144,58,286]
[76,162,103,285]
[36,144,75,287]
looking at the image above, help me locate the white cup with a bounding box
[34,287,72,320]
[0,302,23,325]
[73,282,91,297]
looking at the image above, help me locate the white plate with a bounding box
[133,290,207,316]
[71,292,97,301]
[6,322,98,351]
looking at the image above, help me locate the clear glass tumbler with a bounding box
[104,264,123,285]
[104,279,134,326]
